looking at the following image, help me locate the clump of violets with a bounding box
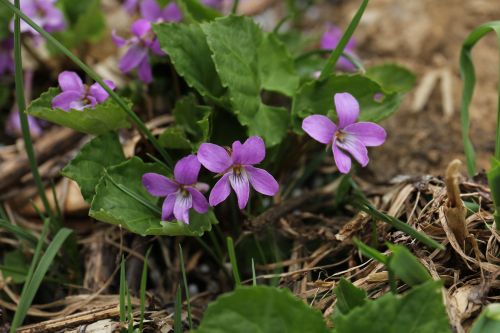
[52,71,116,111]
[197,136,279,209]
[0,37,14,76]
[10,0,65,36]
[302,92,386,174]
[142,155,209,224]
[321,24,358,72]
[6,110,43,139]
[113,19,164,84]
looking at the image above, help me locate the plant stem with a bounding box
[0,0,174,169]
[12,0,53,222]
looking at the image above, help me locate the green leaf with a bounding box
[61,132,126,202]
[173,94,211,144]
[2,250,29,283]
[366,64,416,94]
[387,244,432,287]
[177,0,221,22]
[158,127,193,150]
[334,281,451,333]
[334,278,367,315]
[352,238,388,264]
[292,75,401,131]
[459,21,500,176]
[195,286,329,333]
[258,33,299,96]
[470,304,500,333]
[201,16,294,146]
[27,88,130,135]
[153,22,225,101]
[89,157,218,236]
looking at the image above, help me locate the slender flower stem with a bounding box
[0,0,174,169]
[13,0,53,220]
[231,0,239,14]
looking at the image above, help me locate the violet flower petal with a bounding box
[174,154,201,185]
[161,2,182,22]
[162,193,176,221]
[112,30,127,47]
[334,92,359,128]
[142,173,179,196]
[229,172,250,209]
[195,182,210,193]
[343,122,387,147]
[245,165,279,196]
[124,0,140,13]
[137,57,153,84]
[140,0,161,22]
[186,187,209,213]
[332,141,352,174]
[336,136,369,167]
[52,91,83,111]
[119,44,148,73]
[198,143,233,173]
[88,80,116,103]
[43,7,65,32]
[231,136,266,165]
[131,18,152,38]
[174,193,192,224]
[209,173,231,206]
[302,115,336,144]
[149,39,164,56]
[58,71,84,93]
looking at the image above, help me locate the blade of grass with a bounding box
[174,284,182,333]
[226,236,241,287]
[0,219,37,245]
[0,0,174,169]
[10,227,72,332]
[352,238,388,264]
[251,258,257,286]
[119,256,127,325]
[459,21,500,175]
[178,244,193,329]
[139,247,152,332]
[319,0,369,79]
[12,0,53,222]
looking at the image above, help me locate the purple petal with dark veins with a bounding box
[336,136,369,167]
[174,193,192,224]
[229,172,250,209]
[332,140,352,174]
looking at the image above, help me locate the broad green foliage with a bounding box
[470,304,500,333]
[158,126,192,150]
[387,243,432,287]
[53,0,106,49]
[334,278,367,315]
[153,23,226,102]
[89,157,218,236]
[26,88,130,135]
[365,63,416,94]
[292,75,403,132]
[334,281,451,333]
[172,94,211,148]
[2,250,29,283]
[177,0,221,22]
[195,286,329,333]
[61,132,126,202]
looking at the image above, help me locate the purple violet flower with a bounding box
[6,110,43,139]
[202,0,224,10]
[321,24,358,72]
[123,0,140,13]
[197,136,279,209]
[0,37,14,76]
[10,0,65,35]
[140,0,182,23]
[302,92,387,174]
[142,154,209,224]
[52,71,116,111]
[113,19,164,84]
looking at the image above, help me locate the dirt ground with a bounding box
[323,0,500,180]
